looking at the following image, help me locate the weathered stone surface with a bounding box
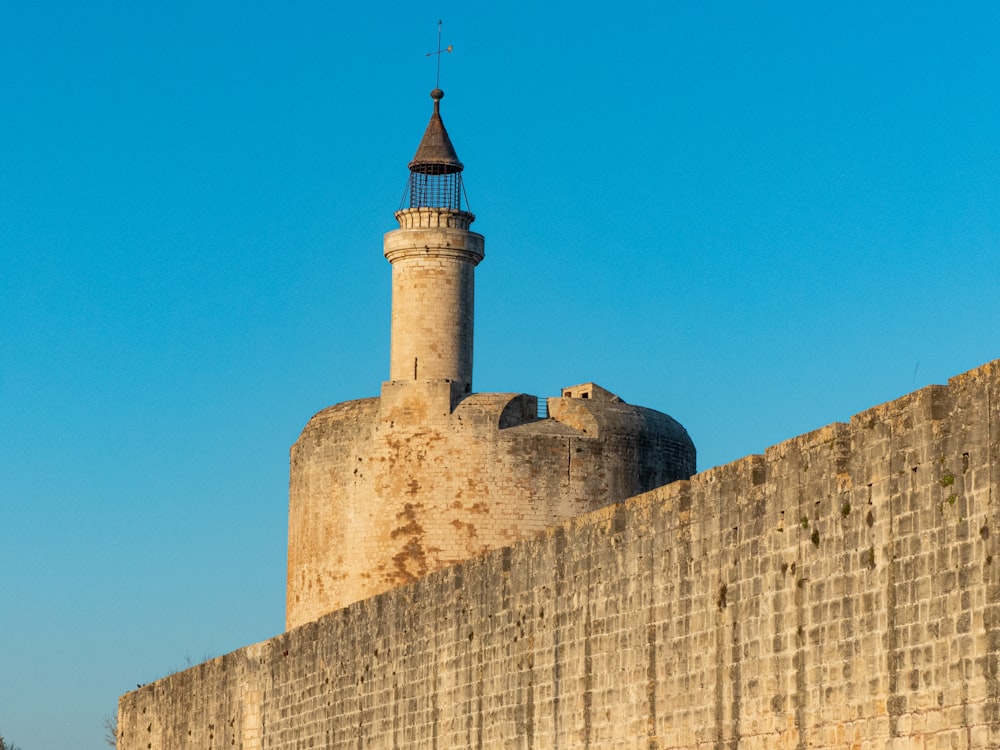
[384,207,484,392]
[286,379,694,627]
[121,359,1000,749]
[289,176,694,628]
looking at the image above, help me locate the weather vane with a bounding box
[426,19,453,89]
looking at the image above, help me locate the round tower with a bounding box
[285,87,696,630]
[383,88,484,394]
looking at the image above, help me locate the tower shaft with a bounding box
[384,207,484,393]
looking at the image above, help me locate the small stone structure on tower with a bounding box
[285,89,696,629]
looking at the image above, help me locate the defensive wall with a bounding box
[118,359,1000,749]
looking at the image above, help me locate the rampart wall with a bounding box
[119,360,1000,749]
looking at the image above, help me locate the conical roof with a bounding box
[408,89,464,175]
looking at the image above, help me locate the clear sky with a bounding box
[1,2,998,748]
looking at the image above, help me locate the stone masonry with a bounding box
[284,88,695,627]
[120,358,1000,749]
[286,380,694,628]
[385,207,483,391]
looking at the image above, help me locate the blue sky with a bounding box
[1,2,998,748]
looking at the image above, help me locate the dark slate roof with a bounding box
[408,89,464,174]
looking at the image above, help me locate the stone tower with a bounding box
[286,90,696,629]
[385,88,484,398]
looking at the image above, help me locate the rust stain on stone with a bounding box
[450,518,479,539]
[391,503,424,539]
[392,538,429,582]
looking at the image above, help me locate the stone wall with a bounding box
[120,360,1000,749]
[286,380,694,627]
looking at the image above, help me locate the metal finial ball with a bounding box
[430,88,444,101]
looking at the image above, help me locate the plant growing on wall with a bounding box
[103,714,118,747]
